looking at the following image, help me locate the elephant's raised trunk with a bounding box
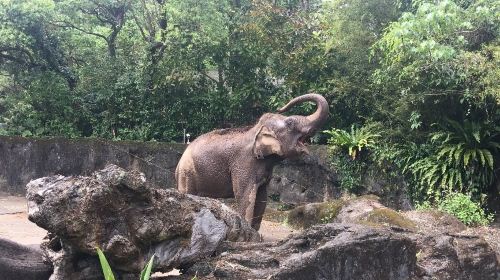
[278,93,329,130]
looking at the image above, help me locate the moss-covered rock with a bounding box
[284,196,419,231]
[360,208,417,230]
[334,195,386,223]
[286,200,345,229]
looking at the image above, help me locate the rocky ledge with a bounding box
[0,165,498,280]
[26,164,259,279]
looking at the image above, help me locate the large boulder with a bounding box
[268,146,340,204]
[414,233,499,279]
[26,165,259,279]
[181,225,499,280]
[286,196,416,231]
[185,223,417,279]
[278,196,499,280]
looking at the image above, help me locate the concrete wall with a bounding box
[0,136,339,203]
[0,136,185,195]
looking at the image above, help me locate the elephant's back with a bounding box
[178,133,238,197]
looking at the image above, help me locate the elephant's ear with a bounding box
[253,126,283,159]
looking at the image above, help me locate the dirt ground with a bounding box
[0,194,295,245]
[0,195,47,245]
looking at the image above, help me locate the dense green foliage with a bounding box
[1,0,499,215]
[438,193,493,226]
[417,193,493,226]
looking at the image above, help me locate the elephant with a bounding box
[176,93,329,230]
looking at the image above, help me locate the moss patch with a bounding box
[361,208,416,230]
[318,201,345,224]
[263,207,288,223]
[286,200,345,229]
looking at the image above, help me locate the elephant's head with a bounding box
[253,93,329,159]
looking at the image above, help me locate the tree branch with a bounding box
[51,21,108,42]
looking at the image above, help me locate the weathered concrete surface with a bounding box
[0,137,339,203]
[0,136,185,194]
[184,207,499,280]
[26,165,260,279]
[284,197,500,280]
[415,233,499,279]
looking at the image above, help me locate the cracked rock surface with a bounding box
[26,164,259,279]
[13,164,499,280]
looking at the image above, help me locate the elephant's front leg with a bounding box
[251,184,267,230]
[233,176,268,230]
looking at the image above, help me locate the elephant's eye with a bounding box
[284,117,295,128]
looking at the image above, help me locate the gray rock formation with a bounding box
[415,233,498,279]
[181,224,499,280]
[186,223,417,280]
[235,197,499,280]
[268,146,340,204]
[26,165,260,279]
[16,165,499,280]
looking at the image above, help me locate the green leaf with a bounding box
[140,255,155,280]
[482,149,494,169]
[463,150,472,167]
[472,131,480,143]
[96,248,115,280]
[477,149,485,167]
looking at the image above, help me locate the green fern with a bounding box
[374,120,499,202]
[432,120,500,170]
[324,124,380,159]
[408,120,500,200]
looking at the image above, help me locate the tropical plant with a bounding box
[324,124,380,191]
[433,120,500,171]
[408,120,500,199]
[96,248,155,280]
[324,124,381,160]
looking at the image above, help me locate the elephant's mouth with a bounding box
[298,135,311,146]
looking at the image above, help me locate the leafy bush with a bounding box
[374,119,500,203]
[437,193,493,226]
[328,152,368,192]
[96,248,155,280]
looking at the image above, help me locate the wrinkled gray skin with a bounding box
[176,94,329,230]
